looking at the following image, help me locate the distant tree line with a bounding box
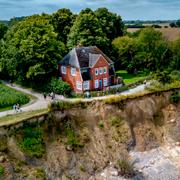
[170,19,180,27]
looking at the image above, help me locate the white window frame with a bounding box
[95,68,98,76]
[83,81,90,90]
[61,66,66,74]
[71,67,76,76]
[76,81,82,90]
[104,67,107,74]
[103,78,108,87]
[99,67,103,75]
[94,79,99,89]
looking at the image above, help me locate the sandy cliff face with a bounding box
[0,91,179,179]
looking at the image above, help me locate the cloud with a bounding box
[0,0,179,20]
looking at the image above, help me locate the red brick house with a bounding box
[58,46,116,93]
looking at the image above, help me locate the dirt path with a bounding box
[0,83,147,118]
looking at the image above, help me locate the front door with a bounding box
[99,79,103,89]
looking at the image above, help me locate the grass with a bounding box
[18,125,45,158]
[0,83,30,111]
[0,108,49,127]
[116,70,148,85]
[0,165,4,176]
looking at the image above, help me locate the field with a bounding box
[116,70,148,84]
[127,27,180,41]
[0,83,30,111]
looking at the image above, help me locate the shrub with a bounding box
[0,165,4,176]
[170,91,180,104]
[35,168,46,180]
[117,157,134,177]
[155,71,172,85]
[110,116,123,127]
[66,128,84,149]
[19,126,45,158]
[47,78,72,97]
[98,121,104,129]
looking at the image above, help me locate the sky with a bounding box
[0,0,179,20]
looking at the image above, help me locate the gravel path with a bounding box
[0,83,146,118]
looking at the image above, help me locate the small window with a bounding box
[95,68,98,76]
[94,80,99,89]
[76,81,82,90]
[61,66,66,74]
[83,81,90,90]
[104,67,107,74]
[99,67,103,75]
[103,78,108,87]
[71,67,76,76]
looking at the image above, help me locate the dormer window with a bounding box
[71,67,76,76]
[61,66,66,74]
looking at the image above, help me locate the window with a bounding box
[76,81,82,90]
[83,81,90,90]
[71,67,76,76]
[104,67,107,74]
[61,66,66,74]
[95,68,98,76]
[99,67,103,75]
[94,80,99,89]
[103,78,108,87]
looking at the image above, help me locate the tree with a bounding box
[176,19,180,27]
[67,9,108,50]
[95,8,124,41]
[112,36,139,73]
[51,8,75,43]
[0,23,8,39]
[171,37,180,69]
[137,28,170,71]
[0,15,65,84]
[170,22,176,28]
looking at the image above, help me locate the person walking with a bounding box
[13,104,17,113]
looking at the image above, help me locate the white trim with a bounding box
[83,81,90,90]
[76,81,82,90]
[94,79,99,89]
[103,78,108,87]
[71,67,76,76]
[61,66,66,74]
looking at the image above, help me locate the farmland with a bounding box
[127,27,180,41]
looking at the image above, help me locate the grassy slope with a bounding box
[116,70,147,84]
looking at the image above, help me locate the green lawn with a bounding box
[116,70,148,84]
[0,83,30,111]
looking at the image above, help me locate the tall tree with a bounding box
[0,15,65,83]
[51,8,75,43]
[95,8,124,41]
[67,9,108,50]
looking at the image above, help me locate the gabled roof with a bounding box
[59,46,113,69]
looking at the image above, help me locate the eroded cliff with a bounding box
[0,91,179,179]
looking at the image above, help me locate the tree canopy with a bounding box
[0,15,65,83]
